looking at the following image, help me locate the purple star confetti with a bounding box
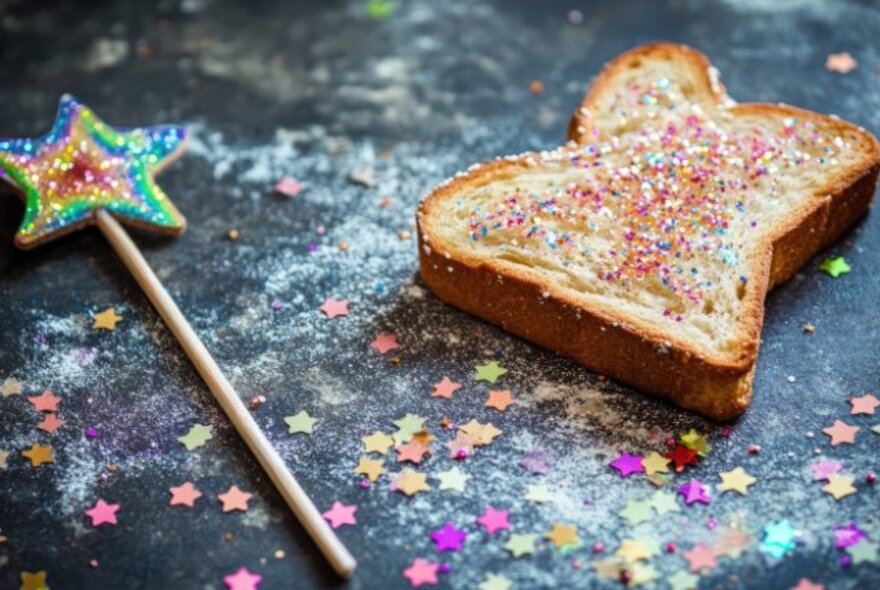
[834,522,868,549]
[430,522,467,552]
[677,478,711,506]
[518,450,553,475]
[609,452,645,477]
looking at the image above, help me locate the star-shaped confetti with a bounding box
[791,579,823,590]
[284,411,317,435]
[85,499,120,526]
[719,467,756,495]
[642,451,670,475]
[354,457,384,482]
[20,571,48,590]
[274,176,304,197]
[665,444,698,471]
[650,490,680,515]
[178,423,213,450]
[436,466,470,492]
[505,533,537,558]
[478,574,512,590]
[610,452,645,477]
[681,428,711,456]
[485,390,515,411]
[712,525,751,559]
[476,506,510,535]
[218,485,252,512]
[169,481,202,507]
[667,570,699,590]
[396,441,430,464]
[28,389,61,412]
[819,256,851,278]
[36,413,65,434]
[93,307,122,330]
[823,420,859,445]
[22,443,53,467]
[823,474,857,500]
[683,543,716,573]
[810,459,843,481]
[362,430,394,454]
[319,298,349,318]
[474,361,507,383]
[0,450,9,470]
[546,523,579,549]
[371,332,400,354]
[620,499,653,525]
[850,393,880,415]
[0,377,24,397]
[431,376,461,399]
[224,567,262,590]
[431,522,467,552]
[847,539,878,564]
[617,539,653,562]
[459,419,502,446]
[402,558,438,587]
[394,468,431,496]
[677,478,711,506]
[446,431,475,459]
[524,483,552,503]
[761,520,797,559]
[322,501,357,529]
[826,51,858,73]
[393,414,426,443]
[834,522,867,549]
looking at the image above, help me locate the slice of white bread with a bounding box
[417,43,880,420]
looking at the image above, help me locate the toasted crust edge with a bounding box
[416,43,880,420]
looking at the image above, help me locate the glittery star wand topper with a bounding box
[0,96,356,577]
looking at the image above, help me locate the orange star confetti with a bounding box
[28,389,61,412]
[394,468,430,496]
[823,420,859,445]
[446,431,476,459]
[485,390,515,411]
[22,443,53,467]
[218,485,253,512]
[36,413,65,434]
[546,523,579,549]
[93,307,123,330]
[459,419,502,446]
[354,457,385,481]
[362,431,394,455]
[396,441,430,464]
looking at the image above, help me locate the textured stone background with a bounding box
[0,0,878,588]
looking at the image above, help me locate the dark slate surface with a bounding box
[1,0,879,588]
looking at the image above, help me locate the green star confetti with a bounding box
[620,499,653,525]
[474,361,507,384]
[505,533,538,558]
[650,490,680,515]
[435,466,470,492]
[284,411,318,435]
[819,256,851,278]
[177,423,213,451]
[847,539,878,564]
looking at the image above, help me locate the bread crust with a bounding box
[417,43,880,420]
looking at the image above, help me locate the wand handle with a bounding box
[95,209,356,578]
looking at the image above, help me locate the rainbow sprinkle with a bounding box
[0,95,186,249]
[467,79,842,319]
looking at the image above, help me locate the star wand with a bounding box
[0,96,356,578]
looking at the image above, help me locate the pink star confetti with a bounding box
[28,389,61,412]
[683,543,716,573]
[319,298,349,319]
[677,478,711,506]
[609,452,644,477]
[274,176,304,197]
[403,558,439,587]
[224,567,262,590]
[811,459,843,482]
[791,578,824,590]
[430,522,467,552]
[431,377,461,399]
[822,420,859,445]
[476,506,510,535]
[85,499,120,526]
[826,52,857,74]
[371,332,400,354]
[36,413,65,433]
[850,394,879,415]
[169,482,203,507]
[322,501,357,529]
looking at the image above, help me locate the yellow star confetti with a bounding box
[680,428,711,456]
[284,411,317,435]
[92,307,122,330]
[20,571,49,590]
[478,573,512,590]
[630,563,660,587]
[718,466,756,495]
[823,474,857,500]
[22,443,53,467]
[0,450,10,470]
[394,468,430,496]
[642,451,670,475]
[617,538,653,562]
[546,523,579,549]
[1,377,24,397]
[459,419,502,446]
[354,457,384,482]
[505,533,538,558]
[361,431,394,454]
[177,423,213,450]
